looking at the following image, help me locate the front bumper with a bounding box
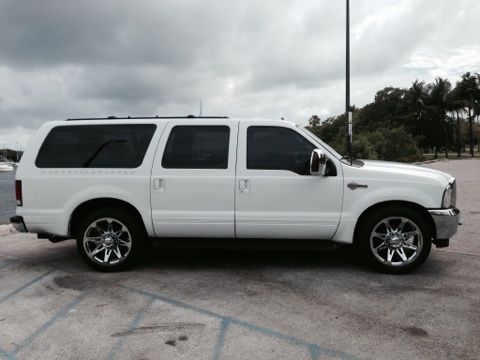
[10,216,28,233]
[428,208,460,239]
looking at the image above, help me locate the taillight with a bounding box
[15,180,23,206]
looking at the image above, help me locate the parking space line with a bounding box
[124,286,225,319]
[308,344,321,360]
[107,297,155,360]
[0,269,55,304]
[213,318,230,360]
[0,259,15,270]
[226,317,354,360]
[0,346,11,360]
[123,286,358,360]
[9,293,87,357]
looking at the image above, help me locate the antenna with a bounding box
[199,101,203,117]
[345,0,353,164]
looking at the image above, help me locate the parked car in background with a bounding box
[11,116,460,273]
[0,155,14,172]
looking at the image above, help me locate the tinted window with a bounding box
[162,126,230,169]
[36,124,156,168]
[247,126,315,175]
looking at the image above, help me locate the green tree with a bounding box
[407,80,429,152]
[370,127,422,162]
[456,72,479,156]
[427,78,452,158]
[308,115,321,127]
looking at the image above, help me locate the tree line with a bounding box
[307,72,480,162]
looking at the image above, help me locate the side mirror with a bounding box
[310,149,327,176]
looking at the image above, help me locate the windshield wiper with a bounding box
[82,139,126,167]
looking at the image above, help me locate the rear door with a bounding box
[150,120,238,238]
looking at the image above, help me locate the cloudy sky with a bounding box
[1,0,479,149]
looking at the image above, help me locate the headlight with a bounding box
[442,186,452,208]
[441,179,456,208]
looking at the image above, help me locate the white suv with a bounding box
[11,116,460,273]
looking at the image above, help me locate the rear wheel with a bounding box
[357,207,432,273]
[76,207,146,271]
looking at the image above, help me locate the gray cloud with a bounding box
[0,0,479,148]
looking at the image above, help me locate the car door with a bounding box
[150,120,238,238]
[235,121,343,239]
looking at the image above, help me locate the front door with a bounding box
[235,122,343,239]
[150,120,238,238]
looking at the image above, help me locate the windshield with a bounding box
[296,126,342,159]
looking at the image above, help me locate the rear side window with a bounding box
[162,126,230,169]
[35,124,156,168]
[247,126,315,175]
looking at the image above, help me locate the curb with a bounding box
[412,158,449,165]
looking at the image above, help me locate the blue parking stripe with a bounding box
[123,286,358,360]
[0,260,14,270]
[107,297,154,360]
[124,286,225,320]
[213,318,230,360]
[309,344,321,360]
[0,346,13,360]
[10,293,86,356]
[0,270,55,304]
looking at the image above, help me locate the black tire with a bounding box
[75,207,146,271]
[356,206,432,274]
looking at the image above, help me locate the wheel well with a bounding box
[69,198,145,237]
[352,201,436,245]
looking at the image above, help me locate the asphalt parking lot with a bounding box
[0,159,479,360]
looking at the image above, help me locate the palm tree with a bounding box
[427,78,452,158]
[448,85,465,157]
[408,80,428,152]
[308,115,321,127]
[473,73,480,152]
[456,73,479,156]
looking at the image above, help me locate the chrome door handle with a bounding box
[153,178,165,192]
[239,179,249,193]
[347,182,368,190]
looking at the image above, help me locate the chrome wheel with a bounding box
[83,217,132,265]
[369,217,423,267]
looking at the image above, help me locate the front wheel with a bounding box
[357,207,432,274]
[76,207,146,271]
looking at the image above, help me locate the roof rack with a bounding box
[66,115,230,121]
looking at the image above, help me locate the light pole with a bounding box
[345,0,353,164]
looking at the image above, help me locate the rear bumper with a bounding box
[10,216,28,233]
[428,208,460,239]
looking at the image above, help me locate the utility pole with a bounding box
[345,0,353,164]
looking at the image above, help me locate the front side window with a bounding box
[36,124,156,168]
[162,126,230,169]
[247,126,315,175]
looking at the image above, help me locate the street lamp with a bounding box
[345,0,353,164]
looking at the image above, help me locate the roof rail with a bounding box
[66,115,230,121]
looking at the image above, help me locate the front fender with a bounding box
[333,185,438,244]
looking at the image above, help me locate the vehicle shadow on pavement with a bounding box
[139,243,369,272]
[4,236,449,277]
